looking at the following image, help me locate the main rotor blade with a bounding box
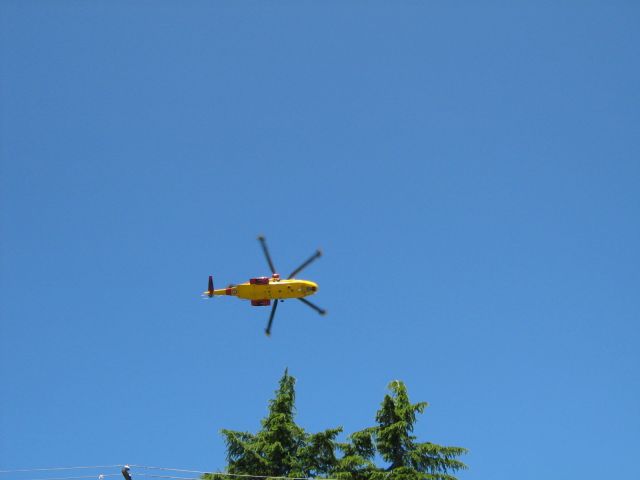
[257,235,277,274]
[265,300,279,336]
[287,249,322,279]
[297,297,327,315]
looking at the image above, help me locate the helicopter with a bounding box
[203,236,326,336]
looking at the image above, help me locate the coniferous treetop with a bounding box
[369,381,467,480]
[216,370,341,480]
[209,372,467,480]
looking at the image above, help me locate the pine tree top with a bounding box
[212,372,467,480]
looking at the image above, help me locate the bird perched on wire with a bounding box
[121,465,132,480]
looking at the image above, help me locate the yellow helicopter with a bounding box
[204,236,326,336]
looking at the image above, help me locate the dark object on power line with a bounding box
[121,465,132,480]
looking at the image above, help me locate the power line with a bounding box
[20,475,121,480]
[0,467,122,474]
[129,468,205,475]
[131,467,317,480]
[136,475,199,480]
[0,464,337,480]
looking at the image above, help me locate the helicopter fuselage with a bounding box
[209,278,318,301]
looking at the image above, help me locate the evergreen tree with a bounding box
[333,429,377,480]
[210,374,467,480]
[209,370,341,480]
[368,381,467,480]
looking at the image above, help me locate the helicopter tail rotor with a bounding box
[207,275,214,297]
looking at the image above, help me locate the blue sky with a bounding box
[1,2,639,479]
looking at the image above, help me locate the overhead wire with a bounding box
[0,467,122,474]
[11,475,121,480]
[135,475,199,480]
[0,465,338,480]
[128,468,205,475]
[130,468,321,480]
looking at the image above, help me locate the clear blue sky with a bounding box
[1,2,639,479]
